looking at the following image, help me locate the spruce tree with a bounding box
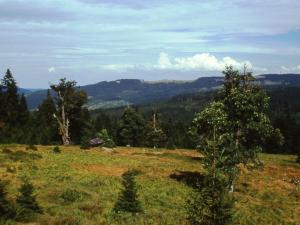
[16,180,42,215]
[117,107,145,147]
[113,169,143,214]
[144,112,167,148]
[1,69,19,127]
[51,78,90,145]
[0,180,15,219]
[35,90,59,144]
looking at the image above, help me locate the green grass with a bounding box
[0,145,299,225]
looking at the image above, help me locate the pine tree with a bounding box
[117,107,145,147]
[144,112,167,148]
[16,180,42,215]
[0,180,15,219]
[50,78,89,145]
[35,90,59,144]
[18,93,30,126]
[1,69,19,127]
[113,169,143,214]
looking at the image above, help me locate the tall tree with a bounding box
[50,78,89,145]
[189,66,282,224]
[1,69,19,127]
[219,66,283,191]
[117,107,145,147]
[144,111,167,148]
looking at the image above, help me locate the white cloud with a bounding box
[158,52,253,71]
[48,67,56,73]
[101,64,136,71]
[101,52,266,73]
[280,65,300,72]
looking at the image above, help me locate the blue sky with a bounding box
[0,0,299,88]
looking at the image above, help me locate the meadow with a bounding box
[0,145,299,225]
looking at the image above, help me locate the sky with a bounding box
[0,0,300,88]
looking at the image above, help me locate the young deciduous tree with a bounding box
[189,66,283,224]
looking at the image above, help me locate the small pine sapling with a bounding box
[113,169,143,214]
[16,180,42,220]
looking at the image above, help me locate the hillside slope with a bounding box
[0,145,299,224]
[26,74,300,110]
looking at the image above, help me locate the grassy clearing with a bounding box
[0,145,299,225]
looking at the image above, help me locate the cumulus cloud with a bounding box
[103,52,257,72]
[280,65,300,72]
[158,52,252,71]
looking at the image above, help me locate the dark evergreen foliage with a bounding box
[117,107,145,147]
[0,180,15,220]
[187,176,234,225]
[113,169,143,214]
[16,180,42,215]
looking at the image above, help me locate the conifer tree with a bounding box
[0,180,15,219]
[144,112,167,148]
[51,78,89,145]
[117,107,145,147]
[16,180,42,215]
[113,169,143,214]
[1,69,19,127]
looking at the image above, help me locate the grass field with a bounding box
[0,145,299,225]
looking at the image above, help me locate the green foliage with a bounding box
[51,78,90,145]
[59,189,86,203]
[0,69,30,143]
[16,180,42,220]
[0,180,15,220]
[187,176,234,225]
[53,146,61,154]
[97,129,115,148]
[144,113,167,148]
[113,169,143,214]
[117,107,145,147]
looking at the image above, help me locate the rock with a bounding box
[89,138,104,147]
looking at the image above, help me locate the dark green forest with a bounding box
[0,69,299,155]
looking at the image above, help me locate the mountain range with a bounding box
[24,74,300,110]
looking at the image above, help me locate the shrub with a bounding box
[59,189,86,203]
[113,169,143,214]
[97,129,115,148]
[16,180,42,220]
[52,146,61,154]
[26,145,38,151]
[187,176,234,225]
[2,148,12,154]
[0,180,15,220]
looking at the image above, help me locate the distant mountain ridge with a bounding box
[25,73,300,110]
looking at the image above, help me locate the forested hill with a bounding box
[25,74,300,110]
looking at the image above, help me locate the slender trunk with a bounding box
[54,91,70,145]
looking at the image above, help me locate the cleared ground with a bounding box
[0,145,299,225]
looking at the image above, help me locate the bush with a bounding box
[187,176,234,225]
[59,189,86,203]
[2,148,12,154]
[113,169,143,214]
[0,180,15,220]
[97,129,115,148]
[16,180,42,220]
[52,146,61,154]
[26,145,37,151]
